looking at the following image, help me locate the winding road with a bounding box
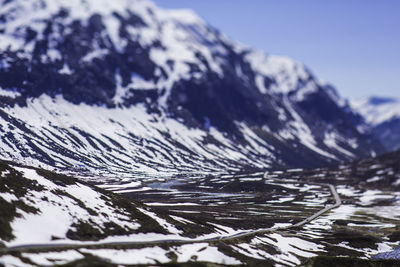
[0,174,342,254]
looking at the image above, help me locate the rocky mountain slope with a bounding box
[351,97,400,152]
[0,0,383,179]
[0,160,170,246]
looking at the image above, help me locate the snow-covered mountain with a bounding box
[351,97,400,152]
[0,0,383,179]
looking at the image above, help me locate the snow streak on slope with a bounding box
[0,95,275,180]
[246,51,314,97]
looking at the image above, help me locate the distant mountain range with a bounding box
[351,97,400,152]
[0,0,384,179]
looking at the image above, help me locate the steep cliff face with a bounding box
[0,0,383,178]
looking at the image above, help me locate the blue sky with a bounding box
[153,0,400,99]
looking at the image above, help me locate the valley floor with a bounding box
[1,151,400,266]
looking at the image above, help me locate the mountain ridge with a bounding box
[0,0,383,179]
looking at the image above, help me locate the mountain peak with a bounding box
[351,96,400,125]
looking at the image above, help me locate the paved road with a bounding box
[0,174,342,253]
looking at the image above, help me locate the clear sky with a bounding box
[153,0,400,99]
